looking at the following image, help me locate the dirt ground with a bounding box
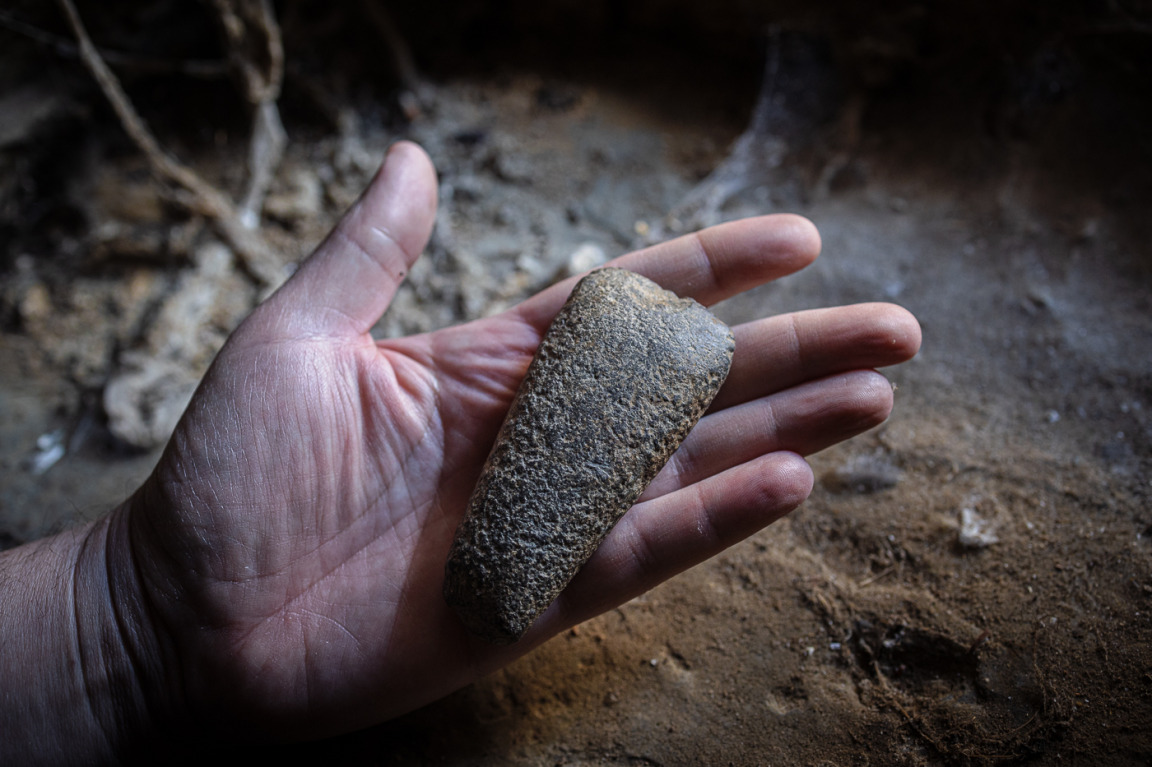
[2,2,1150,764]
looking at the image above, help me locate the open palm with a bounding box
[122,142,920,741]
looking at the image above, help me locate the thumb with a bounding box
[260,141,438,338]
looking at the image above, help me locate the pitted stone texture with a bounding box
[444,268,735,644]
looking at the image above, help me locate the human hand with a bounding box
[90,141,920,750]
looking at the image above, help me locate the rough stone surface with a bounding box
[444,268,735,644]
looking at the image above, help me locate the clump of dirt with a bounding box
[2,1,1151,764]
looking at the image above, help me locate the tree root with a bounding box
[56,0,286,288]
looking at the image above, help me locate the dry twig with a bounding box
[55,0,284,286]
[206,0,287,226]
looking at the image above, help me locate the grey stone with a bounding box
[443,268,735,643]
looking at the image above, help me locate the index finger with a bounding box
[513,214,821,331]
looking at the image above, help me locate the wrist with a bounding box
[0,524,104,763]
[72,499,189,762]
[0,498,189,764]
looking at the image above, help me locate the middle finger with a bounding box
[710,302,921,412]
[640,369,894,502]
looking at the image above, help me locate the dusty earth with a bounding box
[2,2,1151,764]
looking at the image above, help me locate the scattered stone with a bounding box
[444,268,735,643]
[17,282,52,326]
[489,142,534,183]
[29,429,66,475]
[821,451,902,494]
[557,242,608,280]
[332,109,383,182]
[263,165,324,224]
[14,273,160,390]
[958,507,999,549]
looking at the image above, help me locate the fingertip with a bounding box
[260,140,439,337]
[729,213,821,285]
[866,303,922,358]
[888,304,923,359]
[386,140,437,186]
[847,303,924,367]
[718,213,822,269]
[385,139,430,164]
[726,451,814,532]
[773,450,815,511]
[809,369,897,440]
[771,213,822,267]
[360,141,438,257]
[851,369,897,428]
